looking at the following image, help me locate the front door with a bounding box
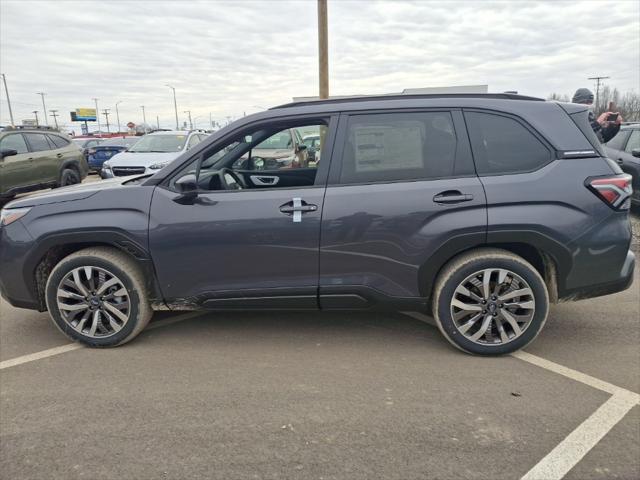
[148,118,336,309]
[0,133,33,194]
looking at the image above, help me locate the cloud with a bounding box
[0,0,637,131]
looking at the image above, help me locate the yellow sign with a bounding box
[76,108,97,118]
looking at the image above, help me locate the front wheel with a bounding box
[432,248,549,355]
[45,247,152,347]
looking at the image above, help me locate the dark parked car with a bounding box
[604,123,640,206]
[87,136,140,173]
[0,93,634,354]
[72,137,103,161]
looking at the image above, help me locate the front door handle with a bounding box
[279,198,318,222]
[433,190,474,204]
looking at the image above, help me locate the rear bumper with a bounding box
[560,249,635,301]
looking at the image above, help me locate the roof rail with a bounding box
[2,125,59,131]
[272,92,545,109]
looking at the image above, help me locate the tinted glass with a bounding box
[0,133,29,154]
[339,112,458,183]
[605,130,629,151]
[256,130,292,149]
[47,134,69,149]
[465,112,551,175]
[625,130,640,153]
[24,133,53,152]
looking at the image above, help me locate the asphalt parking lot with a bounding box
[1,189,639,479]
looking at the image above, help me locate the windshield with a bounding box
[129,134,187,153]
[101,137,139,148]
[255,130,292,149]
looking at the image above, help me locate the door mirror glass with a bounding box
[1,148,18,159]
[296,144,307,153]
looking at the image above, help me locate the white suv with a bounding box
[101,130,208,178]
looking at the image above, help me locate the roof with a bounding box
[272,93,544,110]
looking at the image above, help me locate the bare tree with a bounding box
[548,93,571,102]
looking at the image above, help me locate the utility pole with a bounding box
[588,76,609,113]
[115,101,122,133]
[49,109,59,129]
[184,110,193,130]
[166,84,179,129]
[140,105,147,133]
[156,115,160,129]
[1,74,15,126]
[317,0,329,99]
[102,109,111,133]
[209,112,213,130]
[92,98,102,137]
[36,92,48,125]
[33,110,39,126]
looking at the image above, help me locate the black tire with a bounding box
[432,248,549,355]
[58,167,81,187]
[45,247,152,347]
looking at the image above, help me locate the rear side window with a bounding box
[465,111,552,175]
[24,133,53,152]
[339,112,463,184]
[625,130,639,153]
[47,134,70,149]
[605,130,629,150]
[0,133,29,153]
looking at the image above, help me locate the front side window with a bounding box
[0,133,29,154]
[24,133,52,152]
[625,130,640,153]
[129,134,187,153]
[339,112,459,184]
[465,111,552,175]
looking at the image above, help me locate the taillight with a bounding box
[587,174,633,210]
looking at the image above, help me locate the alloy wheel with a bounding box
[56,266,130,338]
[450,268,535,345]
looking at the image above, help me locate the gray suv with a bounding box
[0,94,634,355]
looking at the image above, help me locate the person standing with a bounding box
[571,88,623,143]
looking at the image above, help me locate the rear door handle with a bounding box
[57,153,64,158]
[433,191,474,204]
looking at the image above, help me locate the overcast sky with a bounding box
[1,0,638,131]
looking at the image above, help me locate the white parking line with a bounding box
[521,391,639,480]
[0,311,204,371]
[403,311,640,480]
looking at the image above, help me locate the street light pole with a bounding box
[33,110,39,126]
[1,74,15,126]
[166,84,179,130]
[184,110,193,130]
[102,109,111,133]
[50,109,59,129]
[140,105,147,133]
[317,0,329,99]
[36,92,48,125]
[115,101,122,133]
[93,98,102,137]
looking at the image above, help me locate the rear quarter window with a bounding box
[47,134,70,149]
[464,111,552,175]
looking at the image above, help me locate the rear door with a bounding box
[0,133,32,193]
[23,133,58,183]
[319,110,487,307]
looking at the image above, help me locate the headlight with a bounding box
[149,162,169,170]
[0,207,31,226]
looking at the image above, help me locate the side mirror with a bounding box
[296,144,307,153]
[632,149,640,159]
[175,173,198,194]
[1,148,18,159]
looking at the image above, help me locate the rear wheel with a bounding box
[45,247,152,347]
[58,168,80,187]
[432,248,549,355]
